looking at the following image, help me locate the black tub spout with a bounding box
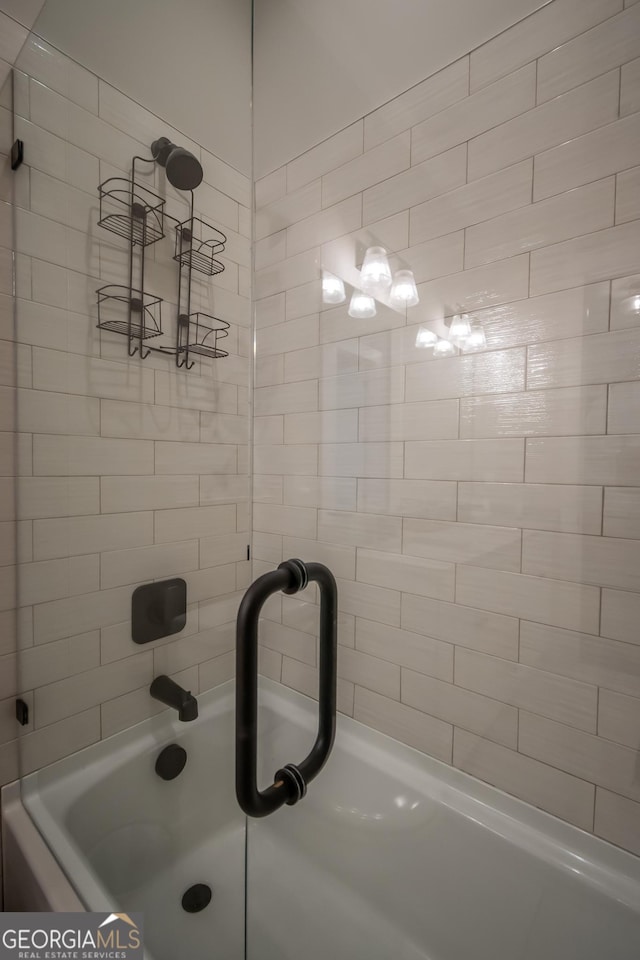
[150,675,198,722]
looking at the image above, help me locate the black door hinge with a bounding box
[246,544,250,561]
[11,139,24,170]
[16,698,29,726]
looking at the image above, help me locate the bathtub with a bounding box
[4,677,640,960]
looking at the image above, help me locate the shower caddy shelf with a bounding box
[95,144,228,368]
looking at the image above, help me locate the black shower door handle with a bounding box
[235,559,337,818]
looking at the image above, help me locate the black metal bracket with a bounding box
[15,698,29,726]
[235,559,338,818]
[10,139,23,171]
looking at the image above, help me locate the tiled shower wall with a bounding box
[0,35,251,784]
[253,0,640,855]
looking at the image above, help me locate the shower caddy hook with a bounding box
[95,137,229,367]
[235,559,338,817]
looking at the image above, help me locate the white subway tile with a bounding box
[284,476,357,512]
[199,652,235,692]
[467,179,614,268]
[364,58,469,150]
[468,71,619,181]
[18,555,99,606]
[519,710,640,804]
[528,329,640,389]
[155,370,238,414]
[318,442,403,478]
[318,509,401,552]
[287,195,362,256]
[99,400,199,442]
[521,619,640,697]
[404,669,518,748]
[33,436,154,476]
[407,348,525,403]
[397,231,464,285]
[608,381,640,434]
[254,416,283,445]
[255,380,318,416]
[621,56,640,115]
[322,132,410,208]
[357,478,457,521]
[281,657,354,715]
[526,436,640,486]
[595,789,640,857]
[339,645,400,699]
[320,301,405,344]
[319,367,404,410]
[534,114,640,201]
[255,230,286,270]
[33,512,153,560]
[459,647,597,732]
[410,160,532,245]
[254,503,316,539]
[604,487,640,538]
[257,314,319,358]
[20,630,99,690]
[255,167,286,208]
[358,401,458,442]
[537,5,640,102]
[403,518,521,572]
[20,708,101,776]
[254,444,318,476]
[453,728,594,831]
[363,144,467,224]
[282,537,356,580]
[358,547,454,601]
[288,122,363,192]
[284,409,358,444]
[200,533,248,569]
[616,166,640,224]
[255,354,283,388]
[469,0,621,91]
[260,619,316,665]
[459,482,603,534]
[155,505,236,544]
[155,442,236,475]
[354,686,452,761]
[18,477,100,520]
[401,592,518,659]
[417,256,530,322]
[100,475,199,514]
[255,248,320,299]
[337,577,401,626]
[16,388,100,436]
[611,274,640,330]
[598,689,640,748]
[460,386,607,438]
[256,180,321,241]
[33,585,134,645]
[413,64,535,165]
[456,564,600,634]
[523,529,640,592]
[405,439,524,482]
[530,221,640,296]
[101,540,199,589]
[35,653,153,727]
[356,618,453,682]
[284,339,359,383]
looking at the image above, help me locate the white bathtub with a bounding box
[5,678,640,959]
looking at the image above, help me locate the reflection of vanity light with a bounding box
[348,291,376,319]
[450,312,471,342]
[389,269,419,308]
[322,271,346,305]
[415,325,438,348]
[360,246,392,293]
[463,323,487,350]
[433,338,456,357]
[633,295,640,314]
